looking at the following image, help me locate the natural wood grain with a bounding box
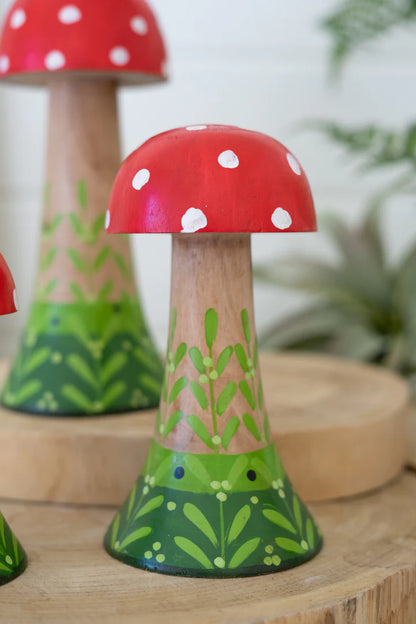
[0,473,415,623]
[0,352,408,505]
[408,401,416,471]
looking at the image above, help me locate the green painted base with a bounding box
[2,300,163,416]
[0,513,27,586]
[105,442,323,578]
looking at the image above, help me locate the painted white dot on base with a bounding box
[13,289,18,311]
[287,153,301,176]
[10,8,26,29]
[132,169,150,191]
[45,50,66,71]
[181,208,208,233]
[186,125,207,131]
[272,208,292,230]
[58,5,82,24]
[218,150,239,169]
[0,55,10,74]
[109,46,130,67]
[130,16,148,35]
[105,210,111,230]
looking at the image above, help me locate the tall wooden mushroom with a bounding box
[0,253,27,584]
[104,125,322,578]
[0,0,167,415]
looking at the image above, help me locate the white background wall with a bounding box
[0,0,415,354]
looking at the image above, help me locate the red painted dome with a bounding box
[0,0,168,85]
[0,254,17,316]
[106,125,317,234]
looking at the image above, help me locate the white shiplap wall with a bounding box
[0,0,415,354]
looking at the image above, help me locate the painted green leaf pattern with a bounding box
[275,538,307,554]
[221,416,240,451]
[229,537,260,569]
[183,503,218,546]
[306,518,315,550]
[205,308,218,349]
[135,496,164,520]
[189,347,205,374]
[174,343,187,369]
[216,346,233,376]
[239,381,256,410]
[164,410,184,437]
[216,382,237,416]
[190,381,208,410]
[119,527,152,550]
[227,505,251,544]
[243,413,262,442]
[241,309,251,345]
[169,377,188,404]
[263,509,296,534]
[235,343,249,371]
[174,537,214,570]
[187,415,215,449]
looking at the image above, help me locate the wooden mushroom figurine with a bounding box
[0,0,167,415]
[104,125,322,578]
[0,253,27,584]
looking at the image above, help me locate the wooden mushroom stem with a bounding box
[158,233,269,455]
[39,77,136,302]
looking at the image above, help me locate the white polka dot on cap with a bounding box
[105,210,111,230]
[181,208,208,233]
[132,169,150,191]
[109,46,130,67]
[58,5,82,24]
[218,150,239,169]
[186,125,207,131]
[0,55,10,74]
[130,16,148,35]
[272,208,292,230]
[287,153,301,176]
[10,8,26,29]
[45,50,66,71]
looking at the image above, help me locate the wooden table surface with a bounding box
[0,468,415,624]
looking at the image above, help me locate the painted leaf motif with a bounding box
[62,385,93,412]
[183,503,217,546]
[140,374,161,397]
[135,495,164,519]
[102,352,128,385]
[239,381,256,410]
[103,382,126,408]
[186,455,212,486]
[293,495,303,533]
[164,410,184,437]
[227,455,249,486]
[229,537,260,569]
[187,415,215,449]
[98,280,114,302]
[169,376,188,404]
[14,380,42,404]
[174,342,187,370]
[251,458,272,485]
[94,246,111,271]
[153,455,173,484]
[119,527,152,550]
[110,513,120,547]
[216,382,237,416]
[243,413,262,441]
[190,381,208,410]
[67,248,88,273]
[66,354,97,387]
[77,179,88,210]
[127,483,138,520]
[189,347,205,374]
[205,308,218,349]
[22,347,51,376]
[174,536,214,569]
[216,346,233,376]
[257,381,263,410]
[235,343,249,372]
[69,282,86,302]
[275,538,307,554]
[92,215,105,238]
[44,279,58,297]
[69,214,83,238]
[241,309,251,345]
[221,416,240,450]
[40,248,58,271]
[227,505,251,544]
[114,253,132,280]
[306,518,315,550]
[263,509,296,534]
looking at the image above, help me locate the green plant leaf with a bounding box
[190,381,208,410]
[275,537,307,554]
[62,385,93,412]
[239,381,256,410]
[94,247,111,271]
[189,347,205,374]
[103,382,126,408]
[235,343,249,372]
[66,354,97,387]
[164,410,184,436]
[187,415,214,449]
[135,495,164,519]
[229,537,260,569]
[227,455,249,486]
[173,342,187,370]
[216,346,233,376]
[227,505,251,544]
[169,376,188,404]
[183,503,217,546]
[241,309,251,344]
[119,527,152,550]
[216,382,237,416]
[22,347,51,376]
[205,308,218,348]
[174,536,213,569]
[77,179,88,210]
[101,352,128,385]
[306,518,315,550]
[221,416,240,450]
[293,495,303,533]
[242,413,262,441]
[263,509,296,534]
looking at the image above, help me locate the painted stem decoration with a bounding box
[0,254,27,584]
[104,125,322,577]
[0,0,168,415]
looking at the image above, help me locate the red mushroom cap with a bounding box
[0,0,167,85]
[106,124,317,234]
[0,254,17,316]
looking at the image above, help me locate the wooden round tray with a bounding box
[0,352,409,505]
[0,472,415,623]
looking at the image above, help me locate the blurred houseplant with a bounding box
[256,0,416,392]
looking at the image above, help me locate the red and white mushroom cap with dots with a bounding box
[106,124,317,234]
[0,253,18,316]
[0,0,168,85]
